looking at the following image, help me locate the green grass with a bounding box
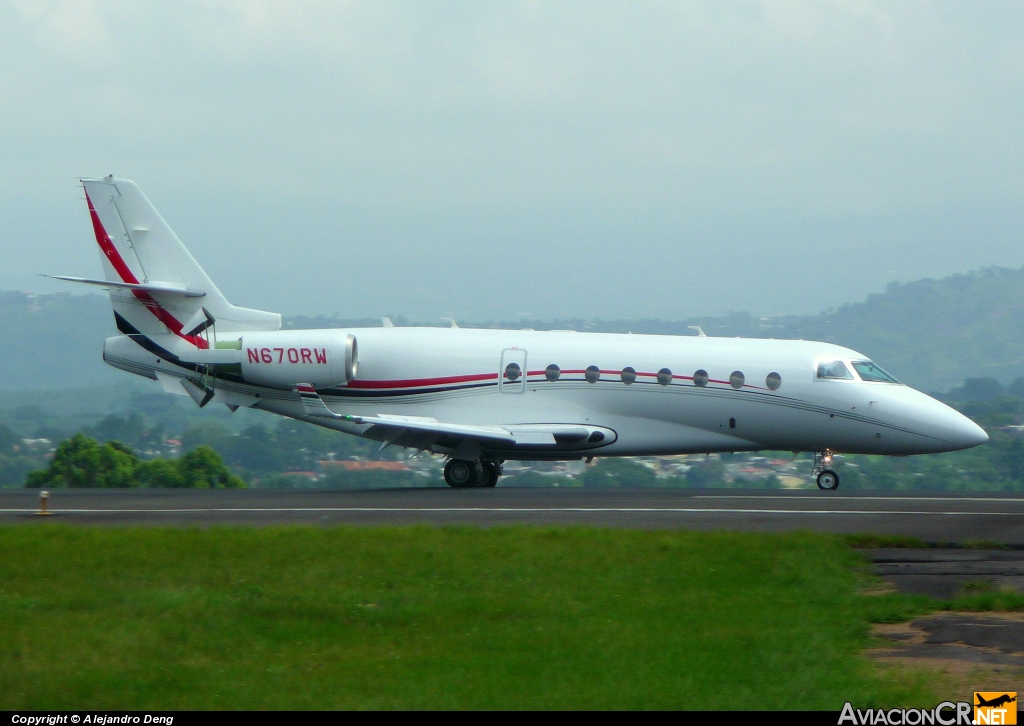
[864,589,1024,624]
[0,526,944,710]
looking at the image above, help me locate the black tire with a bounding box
[444,459,477,488]
[478,461,499,488]
[816,469,840,491]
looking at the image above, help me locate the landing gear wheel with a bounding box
[444,459,478,488]
[478,461,499,488]
[816,470,840,491]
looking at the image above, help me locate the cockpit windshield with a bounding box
[817,361,854,380]
[852,360,900,383]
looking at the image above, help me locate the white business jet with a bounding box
[48,177,988,490]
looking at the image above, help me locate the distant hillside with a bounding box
[288,267,1024,393]
[0,292,120,391]
[683,266,1024,392]
[770,267,1024,392]
[5,266,1024,393]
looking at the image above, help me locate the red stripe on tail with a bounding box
[84,188,208,349]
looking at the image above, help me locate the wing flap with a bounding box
[362,417,516,444]
[296,395,517,444]
[293,385,614,449]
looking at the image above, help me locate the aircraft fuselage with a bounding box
[103,325,988,461]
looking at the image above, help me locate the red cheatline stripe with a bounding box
[346,372,498,389]
[525,369,765,390]
[85,189,207,349]
[348,369,770,391]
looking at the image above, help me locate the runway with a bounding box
[2,487,1024,543]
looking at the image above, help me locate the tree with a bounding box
[178,446,245,488]
[135,458,185,488]
[26,434,139,488]
[25,436,246,489]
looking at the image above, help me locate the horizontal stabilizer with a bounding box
[43,275,206,297]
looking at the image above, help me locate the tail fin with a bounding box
[80,176,280,343]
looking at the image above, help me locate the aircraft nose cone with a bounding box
[947,413,989,450]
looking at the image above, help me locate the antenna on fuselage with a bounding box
[441,317,459,328]
[689,326,707,338]
[381,317,395,328]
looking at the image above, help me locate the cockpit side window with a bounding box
[852,360,900,383]
[816,360,854,380]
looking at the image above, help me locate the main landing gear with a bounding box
[813,450,840,491]
[444,459,501,488]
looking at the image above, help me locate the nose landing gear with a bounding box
[444,459,502,488]
[813,450,840,491]
[816,469,839,490]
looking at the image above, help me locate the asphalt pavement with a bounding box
[870,548,1024,597]
[2,487,1024,542]
[873,613,1024,668]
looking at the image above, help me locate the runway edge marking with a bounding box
[3,507,1024,516]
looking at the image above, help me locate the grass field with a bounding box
[0,526,956,709]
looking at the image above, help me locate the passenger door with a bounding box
[499,348,527,394]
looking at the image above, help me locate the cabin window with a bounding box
[766,372,782,390]
[545,364,560,381]
[729,371,745,389]
[817,361,854,380]
[621,367,636,384]
[693,369,709,387]
[585,365,601,383]
[504,362,522,381]
[852,360,900,383]
[657,368,672,385]
[729,417,736,429]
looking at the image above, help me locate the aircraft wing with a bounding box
[294,384,612,450]
[355,415,518,445]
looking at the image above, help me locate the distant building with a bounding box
[318,460,411,472]
[20,438,52,451]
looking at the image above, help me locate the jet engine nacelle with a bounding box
[240,331,357,389]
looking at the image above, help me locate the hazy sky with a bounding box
[1,1,1022,321]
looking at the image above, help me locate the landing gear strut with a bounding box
[478,461,500,488]
[444,459,502,488]
[813,450,839,491]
